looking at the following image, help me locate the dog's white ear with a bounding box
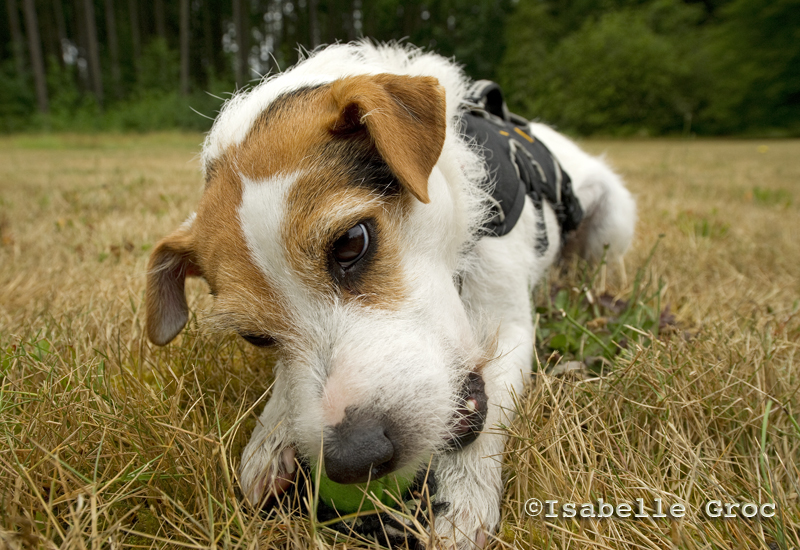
[145,223,202,346]
[329,74,446,204]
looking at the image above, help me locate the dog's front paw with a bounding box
[432,492,499,549]
[239,432,296,506]
[430,455,502,549]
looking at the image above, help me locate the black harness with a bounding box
[461,81,584,254]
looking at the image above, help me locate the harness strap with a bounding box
[460,80,584,245]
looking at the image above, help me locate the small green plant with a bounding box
[676,209,730,239]
[751,186,792,207]
[535,240,673,373]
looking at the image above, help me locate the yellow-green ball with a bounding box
[316,472,414,514]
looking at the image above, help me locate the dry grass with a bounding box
[1,134,798,549]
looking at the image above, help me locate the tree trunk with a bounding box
[179,0,189,95]
[308,0,319,48]
[402,1,415,38]
[38,0,59,67]
[343,0,354,41]
[154,0,166,40]
[325,0,337,44]
[128,0,141,73]
[52,0,68,64]
[21,0,48,113]
[6,0,26,77]
[74,0,90,90]
[83,0,104,106]
[104,0,122,98]
[233,0,248,86]
[266,0,280,74]
[201,0,213,81]
[352,0,362,38]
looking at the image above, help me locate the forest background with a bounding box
[1,0,798,136]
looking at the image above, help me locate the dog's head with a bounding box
[146,72,489,484]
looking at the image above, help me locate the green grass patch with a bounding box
[536,240,673,372]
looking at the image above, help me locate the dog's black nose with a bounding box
[323,418,395,484]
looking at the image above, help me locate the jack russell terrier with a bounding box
[145,42,635,548]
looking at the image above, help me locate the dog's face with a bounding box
[146,74,488,484]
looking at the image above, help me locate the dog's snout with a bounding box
[323,418,396,484]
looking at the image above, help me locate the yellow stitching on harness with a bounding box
[514,127,534,143]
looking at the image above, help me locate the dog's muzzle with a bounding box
[322,410,400,485]
[321,372,488,484]
[445,371,488,450]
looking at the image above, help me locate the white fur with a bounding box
[528,122,636,259]
[208,42,636,549]
[203,42,474,180]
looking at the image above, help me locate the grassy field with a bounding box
[0,134,798,549]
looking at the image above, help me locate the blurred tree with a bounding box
[701,0,800,133]
[104,0,122,98]
[154,0,166,40]
[0,0,795,134]
[499,0,706,135]
[5,0,26,78]
[179,0,189,95]
[128,0,141,73]
[22,0,48,112]
[82,0,103,105]
[309,0,320,47]
[233,0,248,86]
[53,0,69,64]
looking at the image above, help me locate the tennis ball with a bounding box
[316,471,415,514]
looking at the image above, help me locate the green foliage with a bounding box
[676,209,730,239]
[751,187,793,208]
[0,60,34,132]
[45,57,103,131]
[426,0,514,80]
[698,0,800,134]
[357,0,513,81]
[136,39,180,95]
[499,0,705,135]
[2,0,798,135]
[6,44,231,133]
[498,0,800,136]
[536,242,670,372]
[101,90,227,132]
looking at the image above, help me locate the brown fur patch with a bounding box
[147,74,447,344]
[145,225,201,345]
[275,73,449,306]
[282,168,408,307]
[329,74,446,204]
[192,162,294,340]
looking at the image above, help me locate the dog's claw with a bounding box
[241,446,297,507]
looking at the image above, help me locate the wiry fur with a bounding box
[147,41,636,549]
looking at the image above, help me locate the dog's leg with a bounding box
[432,205,546,548]
[432,323,533,549]
[239,370,296,506]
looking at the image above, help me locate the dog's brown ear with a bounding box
[145,224,202,346]
[329,74,446,204]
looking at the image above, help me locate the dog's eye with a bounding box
[332,223,369,268]
[240,334,276,347]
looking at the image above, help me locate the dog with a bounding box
[145,42,635,548]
